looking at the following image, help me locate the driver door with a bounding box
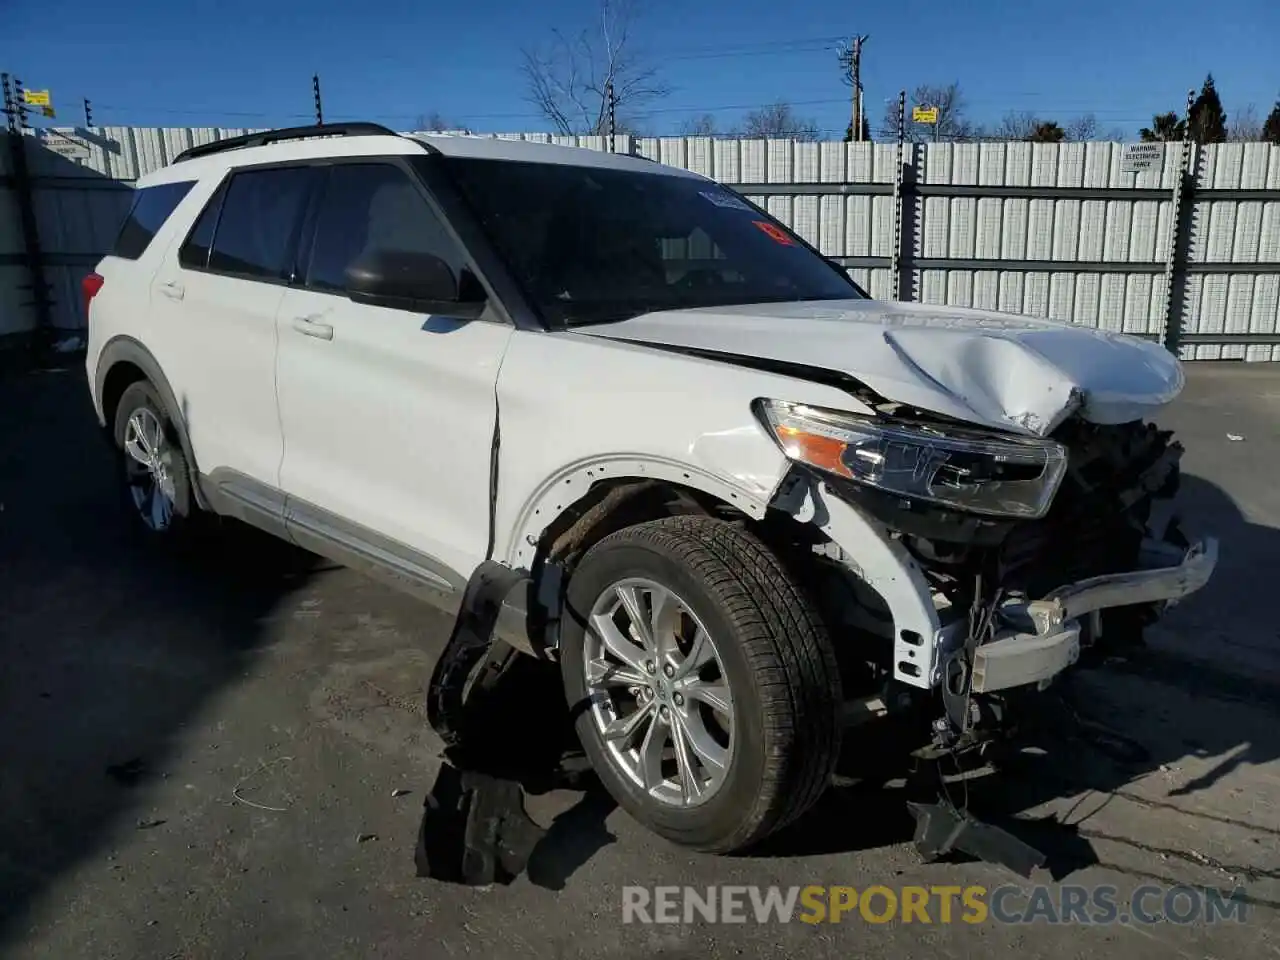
[274,160,512,589]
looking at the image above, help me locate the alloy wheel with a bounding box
[584,577,734,807]
[122,407,177,532]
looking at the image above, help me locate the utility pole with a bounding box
[1,74,17,134]
[838,35,870,141]
[83,97,92,128]
[606,79,617,153]
[312,74,323,126]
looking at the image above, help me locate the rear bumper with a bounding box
[971,537,1218,693]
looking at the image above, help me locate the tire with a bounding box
[112,380,202,542]
[559,515,842,852]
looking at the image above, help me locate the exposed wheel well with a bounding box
[536,478,744,568]
[101,360,148,430]
[533,477,894,691]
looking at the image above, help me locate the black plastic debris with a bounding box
[417,561,589,886]
[907,795,1046,879]
[415,765,546,885]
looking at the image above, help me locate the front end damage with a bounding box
[769,413,1217,871]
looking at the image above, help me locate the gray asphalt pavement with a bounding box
[1,362,1277,959]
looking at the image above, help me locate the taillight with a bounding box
[82,272,104,320]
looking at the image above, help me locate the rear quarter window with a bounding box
[111,181,196,260]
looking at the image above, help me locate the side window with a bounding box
[306,163,466,294]
[207,166,314,280]
[178,181,227,270]
[111,181,195,260]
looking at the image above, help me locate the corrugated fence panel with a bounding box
[2,129,1279,356]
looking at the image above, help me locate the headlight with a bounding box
[757,399,1068,519]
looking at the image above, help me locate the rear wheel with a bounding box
[112,380,201,540]
[560,515,842,852]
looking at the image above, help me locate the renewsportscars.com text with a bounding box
[621,884,1249,926]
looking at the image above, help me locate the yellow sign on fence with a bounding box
[912,106,939,124]
[22,88,51,107]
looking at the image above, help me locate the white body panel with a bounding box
[274,289,512,579]
[576,299,1185,437]
[86,178,285,489]
[147,263,286,489]
[492,331,872,570]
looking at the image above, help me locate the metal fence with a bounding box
[3,126,1279,360]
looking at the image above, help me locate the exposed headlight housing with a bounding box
[757,399,1068,519]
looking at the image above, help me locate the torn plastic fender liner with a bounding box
[426,560,533,748]
[420,559,557,886]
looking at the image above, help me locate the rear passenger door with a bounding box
[151,164,320,508]
[274,160,513,590]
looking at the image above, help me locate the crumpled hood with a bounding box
[574,299,1185,436]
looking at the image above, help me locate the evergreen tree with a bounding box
[1189,74,1228,143]
[1029,121,1065,142]
[1263,99,1280,145]
[843,116,872,142]
[1140,112,1186,142]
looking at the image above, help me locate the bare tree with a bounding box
[1228,104,1263,141]
[990,111,1039,141]
[521,0,669,135]
[977,111,1115,143]
[1056,114,1122,142]
[883,82,972,142]
[415,111,470,133]
[678,114,719,136]
[741,101,820,140]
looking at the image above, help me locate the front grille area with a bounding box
[995,420,1181,599]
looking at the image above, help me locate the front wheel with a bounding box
[559,515,843,853]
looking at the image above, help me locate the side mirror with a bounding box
[345,249,486,318]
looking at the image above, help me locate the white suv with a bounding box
[85,123,1217,855]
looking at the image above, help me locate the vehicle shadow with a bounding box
[750,470,1280,890]
[0,367,327,947]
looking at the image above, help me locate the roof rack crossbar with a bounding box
[172,122,400,163]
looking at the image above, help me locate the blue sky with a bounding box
[4,0,1279,138]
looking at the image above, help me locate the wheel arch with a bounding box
[504,458,771,572]
[94,336,210,510]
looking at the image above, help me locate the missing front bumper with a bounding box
[971,537,1219,693]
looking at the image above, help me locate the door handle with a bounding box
[158,279,184,301]
[291,316,334,341]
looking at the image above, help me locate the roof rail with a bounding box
[172,122,401,164]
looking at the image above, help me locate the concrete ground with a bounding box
[1,362,1277,960]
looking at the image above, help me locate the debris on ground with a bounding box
[231,756,294,812]
[391,789,411,798]
[51,335,86,354]
[106,758,150,787]
[1227,433,1246,441]
[136,818,166,830]
[357,833,378,843]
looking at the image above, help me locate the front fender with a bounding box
[492,329,875,571]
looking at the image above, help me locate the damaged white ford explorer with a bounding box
[85,123,1217,856]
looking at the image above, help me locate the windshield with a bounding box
[437,156,865,326]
